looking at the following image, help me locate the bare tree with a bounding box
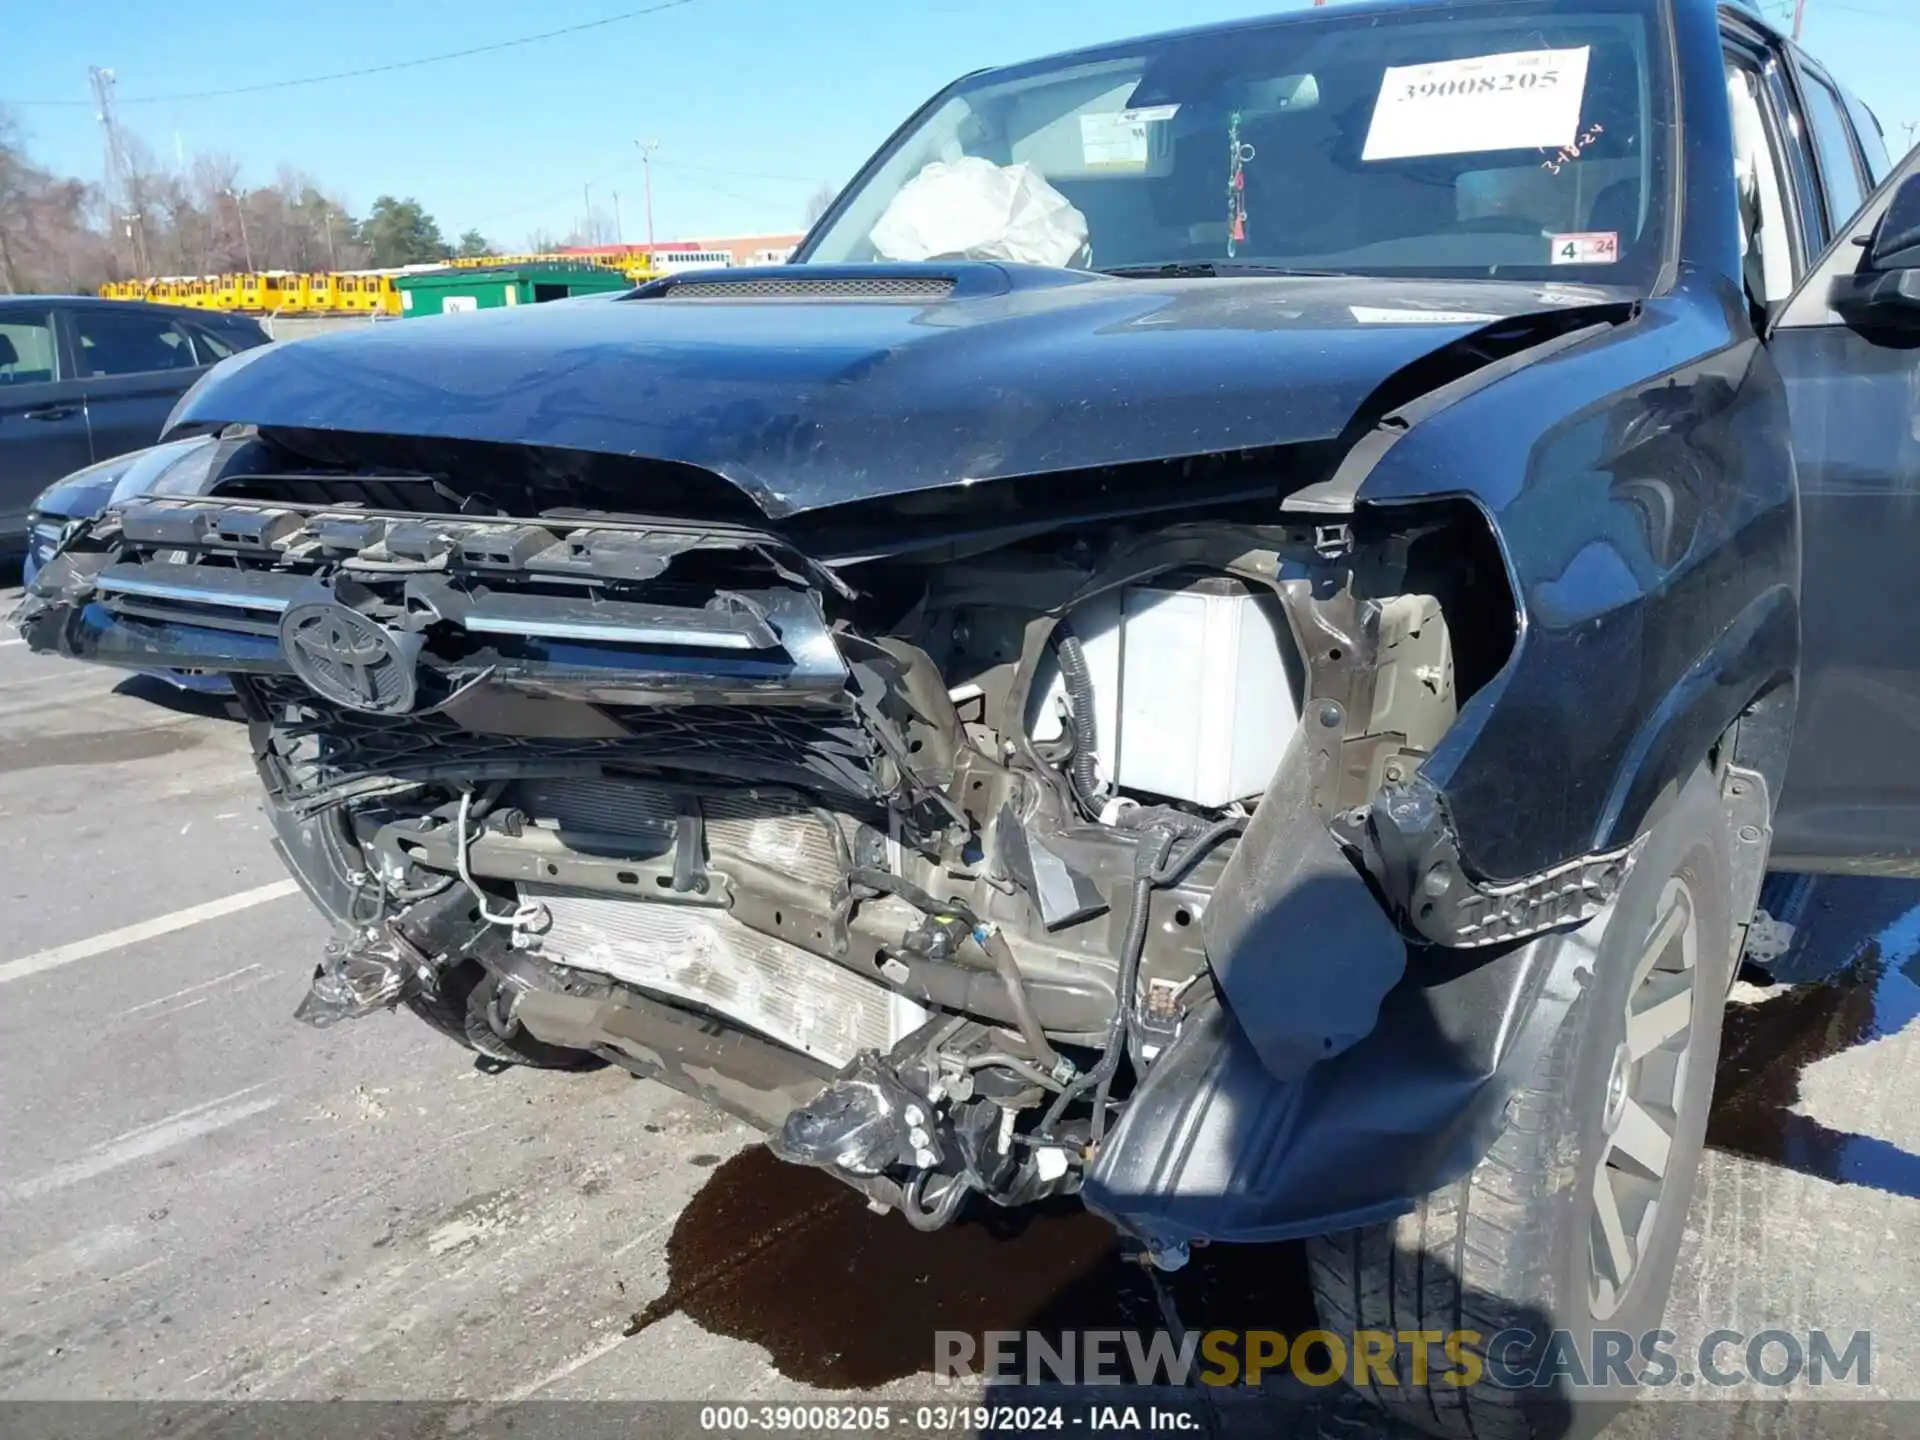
[563,207,616,248]
[804,183,838,228]
[0,108,106,293]
[0,107,372,294]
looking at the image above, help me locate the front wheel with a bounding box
[1308,764,1740,1440]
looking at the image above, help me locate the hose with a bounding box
[962,1052,1067,1092]
[900,1171,974,1232]
[1053,624,1104,810]
[848,867,1062,1073]
[976,925,1062,1074]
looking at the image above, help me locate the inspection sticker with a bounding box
[1363,46,1590,161]
[1079,106,1178,169]
[1549,231,1620,265]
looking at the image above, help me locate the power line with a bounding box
[2,0,705,107]
[462,150,828,230]
[465,151,644,228]
[1802,0,1920,24]
[652,158,825,186]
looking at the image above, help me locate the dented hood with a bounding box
[166,265,1613,518]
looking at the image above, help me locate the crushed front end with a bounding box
[18,469,1531,1239]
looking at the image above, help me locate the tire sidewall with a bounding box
[1518,766,1738,1411]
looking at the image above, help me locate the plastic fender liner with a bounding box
[1199,729,1408,1080]
[1082,908,1597,1249]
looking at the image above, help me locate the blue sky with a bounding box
[3,0,1915,247]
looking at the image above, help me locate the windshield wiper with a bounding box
[1096,261,1347,279]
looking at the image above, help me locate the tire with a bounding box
[405,961,602,1071]
[1308,764,1740,1440]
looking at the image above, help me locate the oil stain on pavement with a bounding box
[631,874,1920,1389]
[625,1146,1316,1389]
[1708,875,1920,1199]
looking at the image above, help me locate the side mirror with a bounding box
[1831,174,1920,333]
[1868,173,1920,271]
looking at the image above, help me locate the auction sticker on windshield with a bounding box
[1363,47,1590,161]
[1549,231,1620,264]
[1079,106,1178,170]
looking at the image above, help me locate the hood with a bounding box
[165,263,1618,519]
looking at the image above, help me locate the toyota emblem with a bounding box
[279,601,418,714]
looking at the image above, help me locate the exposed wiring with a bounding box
[1150,816,1248,886]
[455,789,550,932]
[1039,825,1176,1142]
[1040,814,1245,1144]
[847,867,1063,1073]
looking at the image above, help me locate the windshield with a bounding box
[802,0,1674,289]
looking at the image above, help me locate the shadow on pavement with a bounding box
[111,671,244,720]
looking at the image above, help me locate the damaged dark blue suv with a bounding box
[19,0,1920,1431]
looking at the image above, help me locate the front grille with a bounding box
[259,682,885,805]
[661,276,955,300]
[523,884,928,1067]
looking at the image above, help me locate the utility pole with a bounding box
[1904,120,1919,159]
[1793,0,1807,40]
[636,139,660,261]
[90,67,149,276]
[224,187,254,271]
[612,190,624,245]
[321,203,337,268]
[583,182,594,244]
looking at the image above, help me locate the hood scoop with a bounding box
[622,261,1103,304]
[645,272,958,301]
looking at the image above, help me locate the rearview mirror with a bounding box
[1830,174,1920,333]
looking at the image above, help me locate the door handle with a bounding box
[21,405,79,421]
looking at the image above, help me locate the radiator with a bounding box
[520,883,927,1068]
[514,776,850,890]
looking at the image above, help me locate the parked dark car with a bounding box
[17,0,1916,1430]
[0,296,267,555]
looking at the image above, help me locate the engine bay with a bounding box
[20,475,1500,1229]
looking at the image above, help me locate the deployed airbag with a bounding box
[869,157,1090,268]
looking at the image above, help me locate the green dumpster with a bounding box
[394,264,633,318]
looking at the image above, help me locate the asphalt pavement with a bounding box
[5,566,1920,1436]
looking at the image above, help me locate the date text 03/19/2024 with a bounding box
[697,1404,1201,1433]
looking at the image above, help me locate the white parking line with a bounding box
[0,880,301,987]
[499,1330,633,1403]
[0,638,25,648]
[10,1084,283,1200]
[115,962,266,1017]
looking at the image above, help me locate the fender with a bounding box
[1083,915,1595,1250]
